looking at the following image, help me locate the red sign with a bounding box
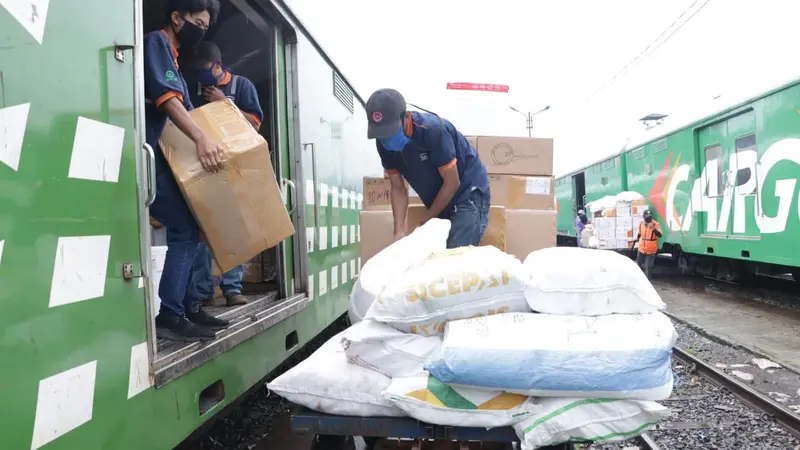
[446,82,509,93]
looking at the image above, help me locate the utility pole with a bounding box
[509,105,550,137]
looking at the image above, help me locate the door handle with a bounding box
[283,178,297,215]
[143,143,157,207]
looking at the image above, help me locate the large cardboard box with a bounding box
[479,206,506,249]
[505,210,557,260]
[359,210,395,264]
[159,99,295,272]
[363,177,423,210]
[474,136,553,176]
[489,175,554,210]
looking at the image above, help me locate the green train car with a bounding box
[1,1,381,449]
[557,77,800,281]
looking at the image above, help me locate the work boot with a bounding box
[186,309,230,331]
[156,313,215,342]
[199,297,216,308]
[225,292,248,306]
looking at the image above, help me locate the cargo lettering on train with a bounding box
[661,138,800,234]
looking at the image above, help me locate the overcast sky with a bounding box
[285,0,800,176]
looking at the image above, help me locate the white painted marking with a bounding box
[357,193,363,210]
[0,0,50,44]
[358,257,362,272]
[318,270,328,296]
[0,240,4,264]
[331,186,339,208]
[305,179,315,205]
[341,226,348,246]
[49,235,111,308]
[349,225,356,244]
[68,117,125,183]
[318,226,327,250]
[127,342,151,399]
[341,262,347,284]
[349,191,357,209]
[319,183,328,206]
[307,274,314,300]
[331,226,339,248]
[0,103,30,171]
[340,189,349,208]
[350,259,356,279]
[356,225,361,242]
[305,227,315,253]
[137,277,143,288]
[31,360,97,450]
[331,265,339,290]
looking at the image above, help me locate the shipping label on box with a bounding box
[363,177,424,210]
[489,175,555,210]
[474,136,554,176]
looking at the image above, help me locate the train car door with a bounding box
[725,111,759,241]
[696,121,730,239]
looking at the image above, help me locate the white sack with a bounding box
[342,320,442,377]
[383,374,539,428]
[348,219,450,323]
[523,247,665,315]
[514,398,669,450]
[267,332,404,417]
[365,245,530,336]
[425,312,676,400]
[615,191,645,202]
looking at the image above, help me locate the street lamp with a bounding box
[509,105,550,137]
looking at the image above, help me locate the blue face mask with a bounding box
[379,126,410,151]
[197,61,223,86]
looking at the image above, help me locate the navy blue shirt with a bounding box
[190,72,264,127]
[143,30,193,172]
[378,111,489,214]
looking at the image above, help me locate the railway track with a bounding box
[629,347,800,450]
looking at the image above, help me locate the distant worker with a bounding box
[636,209,662,279]
[576,209,588,247]
[183,41,265,308]
[365,88,490,248]
[144,0,228,342]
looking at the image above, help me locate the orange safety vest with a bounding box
[638,220,661,255]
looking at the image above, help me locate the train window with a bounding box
[704,144,723,197]
[601,158,615,170]
[735,134,757,195]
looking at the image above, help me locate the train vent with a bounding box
[332,70,354,113]
[632,148,645,159]
[652,138,668,153]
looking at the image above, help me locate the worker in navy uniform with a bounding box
[144,0,230,342]
[366,88,491,249]
[183,41,264,308]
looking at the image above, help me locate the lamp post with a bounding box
[509,105,550,137]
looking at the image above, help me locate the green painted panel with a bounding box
[555,177,576,236]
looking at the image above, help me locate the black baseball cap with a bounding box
[366,88,406,139]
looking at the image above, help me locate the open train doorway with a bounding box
[573,172,586,213]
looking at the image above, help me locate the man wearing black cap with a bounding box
[366,88,491,248]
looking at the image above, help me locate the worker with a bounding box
[366,88,490,248]
[183,41,264,308]
[636,209,662,279]
[145,0,229,342]
[576,209,588,247]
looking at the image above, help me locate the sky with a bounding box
[284,0,800,176]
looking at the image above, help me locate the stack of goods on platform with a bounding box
[267,220,677,449]
[584,191,648,250]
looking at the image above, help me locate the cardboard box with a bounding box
[505,210,557,260]
[159,99,295,272]
[474,136,553,176]
[489,175,554,210]
[479,206,506,249]
[359,210,395,264]
[466,136,478,149]
[363,177,423,210]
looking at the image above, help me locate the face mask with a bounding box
[644,216,653,223]
[175,17,205,50]
[197,62,221,86]
[379,126,410,152]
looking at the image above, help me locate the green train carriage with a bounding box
[557,77,800,281]
[0,1,381,449]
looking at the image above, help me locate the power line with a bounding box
[582,0,714,103]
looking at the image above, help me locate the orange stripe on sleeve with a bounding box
[244,112,262,128]
[154,91,184,108]
[438,158,457,174]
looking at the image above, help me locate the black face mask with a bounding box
[644,216,653,223]
[175,18,205,50]
[579,215,587,224]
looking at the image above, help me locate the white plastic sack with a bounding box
[267,332,404,417]
[426,312,677,400]
[513,398,669,450]
[523,247,665,315]
[615,191,645,203]
[348,219,450,323]
[383,374,540,428]
[342,320,442,377]
[365,245,530,336]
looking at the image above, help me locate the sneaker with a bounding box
[225,293,248,306]
[187,309,230,330]
[156,314,215,342]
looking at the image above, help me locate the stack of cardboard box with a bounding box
[591,198,648,250]
[359,135,556,264]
